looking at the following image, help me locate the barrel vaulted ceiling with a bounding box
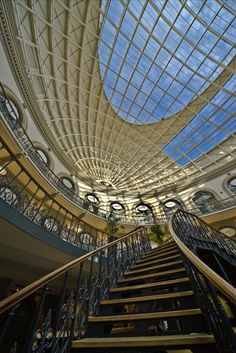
[0,0,236,196]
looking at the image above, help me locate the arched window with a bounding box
[135,203,153,223]
[163,199,183,216]
[136,204,152,214]
[192,191,217,212]
[110,202,125,221]
[227,178,236,194]
[84,193,100,214]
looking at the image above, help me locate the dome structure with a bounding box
[0,0,235,213]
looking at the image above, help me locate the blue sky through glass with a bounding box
[99,0,235,124]
[163,74,236,166]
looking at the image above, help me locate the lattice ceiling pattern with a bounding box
[5,0,236,194]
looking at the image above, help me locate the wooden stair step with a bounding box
[145,243,176,256]
[132,254,181,269]
[125,260,183,276]
[89,308,202,323]
[142,245,178,259]
[100,291,194,306]
[149,241,175,250]
[118,267,186,283]
[110,277,190,293]
[72,334,215,349]
[137,249,179,263]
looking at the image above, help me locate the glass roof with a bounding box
[99,0,235,124]
[164,74,236,166]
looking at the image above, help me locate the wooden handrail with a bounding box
[169,213,236,305]
[0,227,143,314]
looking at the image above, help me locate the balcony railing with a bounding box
[1,87,236,225]
[0,137,119,252]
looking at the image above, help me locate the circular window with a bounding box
[111,202,124,211]
[61,177,74,190]
[220,227,236,238]
[136,204,151,213]
[227,178,236,193]
[230,179,236,187]
[36,149,48,164]
[163,199,182,215]
[137,205,148,212]
[165,201,177,208]
[0,165,7,176]
[86,193,99,204]
[5,99,20,120]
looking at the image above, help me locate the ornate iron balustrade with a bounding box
[189,196,236,217]
[0,227,150,353]
[171,209,236,266]
[170,209,236,352]
[0,92,109,220]
[0,137,116,252]
[181,254,236,352]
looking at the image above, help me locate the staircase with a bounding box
[72,241,216,352]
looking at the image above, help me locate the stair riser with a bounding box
[100,296,197,316]
[131,255,181,270]
[124,261,184,277]
[146,243,175,254]
[117,271,186,287]
[109,281,192,300]
[143,246,177,258]
[137,250,179,264]
[87,315,206,338]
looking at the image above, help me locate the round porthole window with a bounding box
[86,193,99,204]
[111,202,124,211]
[36,149,49,164]
[136,204,151,212]
[219,227,236,238]
[0,164,7,176]
[227,178,236,193]
[164,201,176,208]
[5,99,20,120]
[61,177,74,190]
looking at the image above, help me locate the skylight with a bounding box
[164,74,236,166]
[99,0,235,124]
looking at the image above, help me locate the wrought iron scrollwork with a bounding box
[172,209,236,266]
[182,255,236,352]
[31,310,53,353]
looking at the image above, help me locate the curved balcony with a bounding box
[1,88,236,227]
[0,137,116,254]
